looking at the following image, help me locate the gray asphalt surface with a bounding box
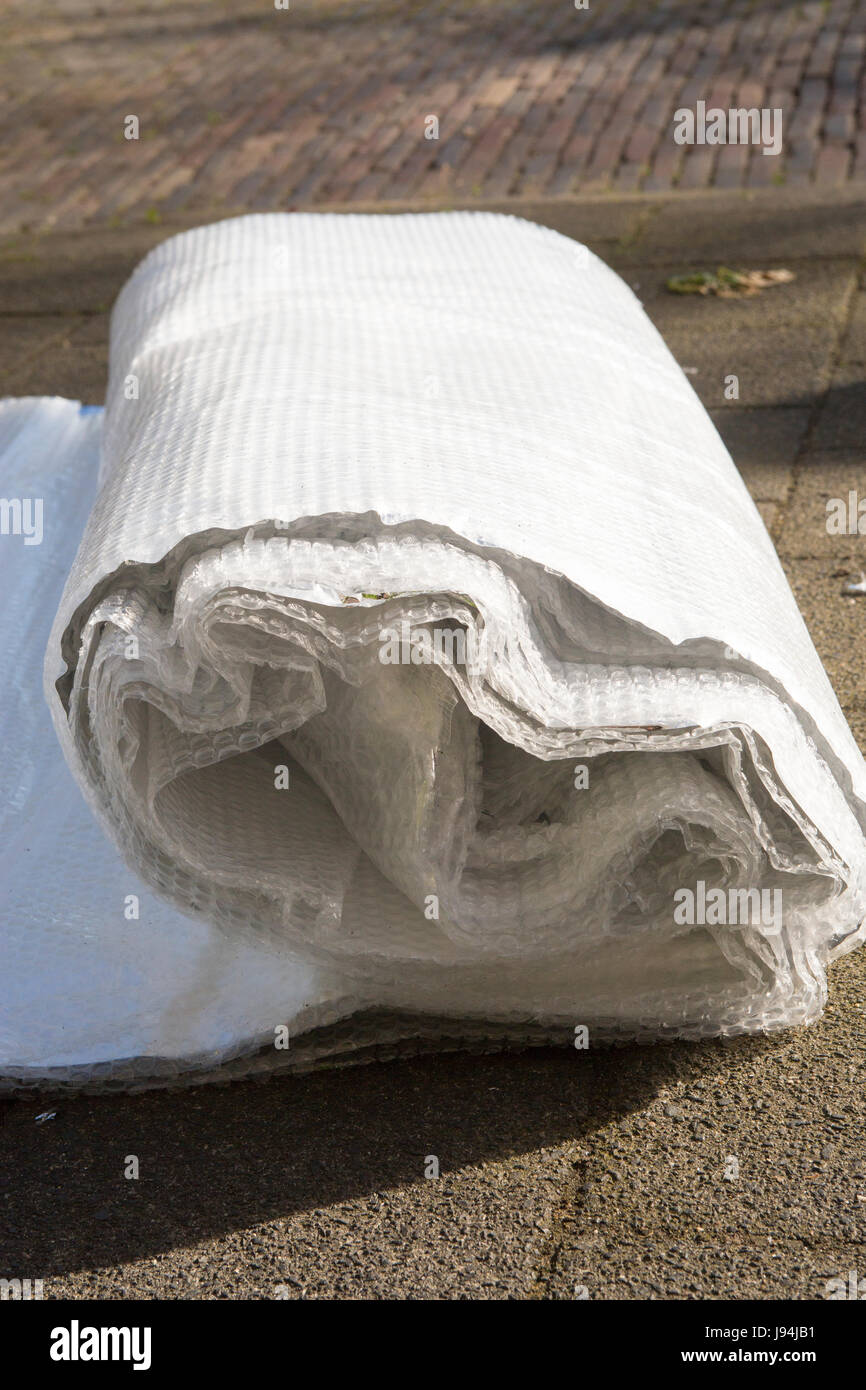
[1,188,865,1299]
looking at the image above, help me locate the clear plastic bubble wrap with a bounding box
[2,211,866,1091]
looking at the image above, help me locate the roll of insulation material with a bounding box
[2,212,865,1089]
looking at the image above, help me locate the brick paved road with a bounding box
[0,0,865,233]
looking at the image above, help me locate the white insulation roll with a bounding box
[3,211,866,1089]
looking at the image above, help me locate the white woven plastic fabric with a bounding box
[3,211,866,1089]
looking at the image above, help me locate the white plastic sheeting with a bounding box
[2,212,865,1090]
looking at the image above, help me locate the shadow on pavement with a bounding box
[0,1032,785,1278]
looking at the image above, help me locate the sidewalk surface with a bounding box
[1,0,866,238]
[1,187,865,1300]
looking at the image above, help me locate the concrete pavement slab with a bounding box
[624,190,866,267]
[635,259,856,410]
[777,453,866,558]
[709,405,808,502]
[812,368,866,450]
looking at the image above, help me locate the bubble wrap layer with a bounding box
[3,211,866,1091]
